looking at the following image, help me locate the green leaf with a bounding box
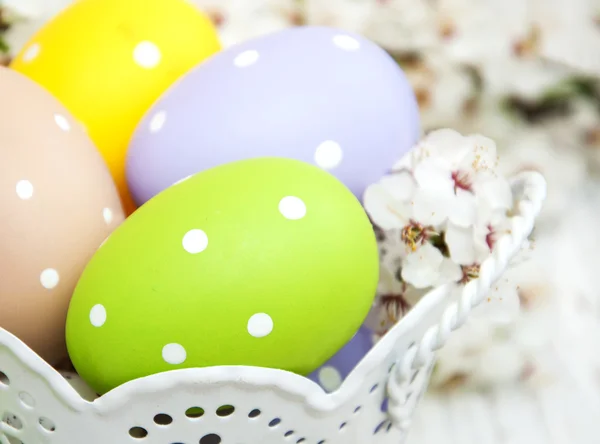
[0,36,8,54]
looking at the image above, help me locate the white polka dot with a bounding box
[247,313,274,338]
[103,208,113,224]
[333,35,361,51]
[133,41,162,69]
[15,180,33,200]
[162,343,186,365]
[89,304,107,327]
[278,196,306,220]
[318,366,343,392]
[182,229,208,254]
[40,269,59,290]
[22,43,40,62]
[314,140,343,170]
[54,114,71,131]
[149,111,166,133]
[234,50,259,67]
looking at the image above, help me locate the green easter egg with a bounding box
[66,157,379,394]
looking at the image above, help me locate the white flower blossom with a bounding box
[366,128,516,293]
[409,129,513,229]
[401,242,462,289]
[365,263,429,334]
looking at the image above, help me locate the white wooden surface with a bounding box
[408,342,600,444]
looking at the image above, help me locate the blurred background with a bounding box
[2,0,600,442]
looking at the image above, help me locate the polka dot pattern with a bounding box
[90,304,107,327]
[278,196,306,220]
[233,50,259,67]
[40,269,59,289]
[103,208,113,224]
[162,343,186,365]
[1,61,131,372]
[65,156,380,394]
[182,229,208,254]
[333,35,361,51]
[149,111,167,133]
[22,43,40,62]
[314,141,343,170]
[247,313,274,338]
[54,114,70,131]
[318,366,343,392]
[133,41,162,69]
[15,180,34,200]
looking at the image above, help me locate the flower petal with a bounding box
[438,259,463,285]
[380,170,417,202]
[413,157,454,191]
[412,189,450,226]
[418,128,468,164]
[401,243,444,288]
[445,223,478,265]
[476,177,513,210]
[463,134,498,172]
[449,188,477,227]
[364,184,410,230]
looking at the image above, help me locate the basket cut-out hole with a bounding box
[268,418,281,427]
[317,441,326,444]
[370,383,379,393]
[0,371,9,386]
[186,407,205,418]
[129,427,148,438]
[386,422,393,432]
[296,438,306,443]
[248,409,261,418]
[374,420,386,434]
[353,406,361,414]
[380,398,389,412]
[2,412,23,430]
[200,433,221,444]
[284,430,294,437]
[18,392,35,408]
[154,414,173,426]
[339,422,347,430]
[39,417,56,432]
[216,405,235,417]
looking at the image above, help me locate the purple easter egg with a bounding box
[308,325,375,393]
[126,26,420,206]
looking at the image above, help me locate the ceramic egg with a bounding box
[308,326,375,393]
[66,157,379,394]
[126,26,420,206]
[10,0,221,214]
[0,66,125,366]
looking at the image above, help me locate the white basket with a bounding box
[0,172,546,444]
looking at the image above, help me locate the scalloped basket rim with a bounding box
[0,171,547,420]
[0,283,449,415]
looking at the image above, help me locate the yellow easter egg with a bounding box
[10,0,221,214]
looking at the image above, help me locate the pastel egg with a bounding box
[126,26,420,206]
[66,157,379,394]
[0,66,125,366]
[308,326,375,393]
[10,0,221,214]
